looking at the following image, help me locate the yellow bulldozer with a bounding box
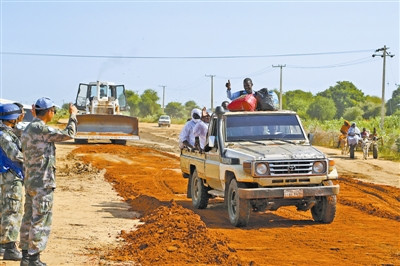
[74,81,139,145]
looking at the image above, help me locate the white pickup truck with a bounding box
[180,107,339,227]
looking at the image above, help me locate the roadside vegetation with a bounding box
[57,81,400,160]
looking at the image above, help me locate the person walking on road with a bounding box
[0,103,25,261]
[19,97,78,266]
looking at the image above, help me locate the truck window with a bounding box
[225,114,305,142]
[115,85,127,108]
[205,117,218,151]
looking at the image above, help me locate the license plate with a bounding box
[284,189,304,198]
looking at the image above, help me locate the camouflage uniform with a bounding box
[20,115,77,255]
[0,121,24,244]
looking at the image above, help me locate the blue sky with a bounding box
[1,1,399,110]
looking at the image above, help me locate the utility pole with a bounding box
[205,74,216,111]
[159,85,166,113]
[272,65,286,110]
[372,46,395,130]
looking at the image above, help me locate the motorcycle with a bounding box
[347,133,360,159]
[370,136,380,159]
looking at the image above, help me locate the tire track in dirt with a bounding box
[338,174,400,221]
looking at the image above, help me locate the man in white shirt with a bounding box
[193,108,210,151]
[179,108,202,150]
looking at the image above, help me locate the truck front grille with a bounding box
[269,161,314,176]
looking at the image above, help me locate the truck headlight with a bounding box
[312,161,326,174]
[255,163,268,175]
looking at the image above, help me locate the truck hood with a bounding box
[225,142,326,161]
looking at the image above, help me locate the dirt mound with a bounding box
[106,200,242,265]
[127,195,166,216]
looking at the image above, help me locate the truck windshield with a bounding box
[225,114,306,142]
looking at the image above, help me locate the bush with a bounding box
[343,106,363,121]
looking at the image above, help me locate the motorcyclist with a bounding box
[361,128,369,139]
[371,127,379,141]
[347,122,361,146]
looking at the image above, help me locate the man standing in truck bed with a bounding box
[225,78,255,100]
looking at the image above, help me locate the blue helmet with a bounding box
[0,103,22,120]
[35,97,55,110]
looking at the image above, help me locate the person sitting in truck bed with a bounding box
[225,78,256,100]
[193,107,210,152]
[179,108,202,150]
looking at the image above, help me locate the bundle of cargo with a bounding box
[227,88,279,112]
[227,94,257,111]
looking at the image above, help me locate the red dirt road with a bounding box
[70,123,400,265]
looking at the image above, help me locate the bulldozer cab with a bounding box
[75,82,128,113]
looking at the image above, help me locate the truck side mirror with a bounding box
[307,133,314,144]
[208,136,215,148]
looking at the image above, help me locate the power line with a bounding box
[215,56,375,81]
[1,49,375,59]
[287,56,373,69]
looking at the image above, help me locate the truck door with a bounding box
[204,117,223,190]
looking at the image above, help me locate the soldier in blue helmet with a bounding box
[0,103,24,261]
[19,97,77,266]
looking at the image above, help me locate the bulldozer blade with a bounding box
[75,114,139,140]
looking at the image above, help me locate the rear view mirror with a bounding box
[307,133,314,144]
[208,136,215,148]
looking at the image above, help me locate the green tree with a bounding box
[283,90,313,119]
[184,101,200,117]
[306,96,336,120]
[139,89,161,117]
[317,81,365,118]
[343,106,363,121]
[61,103,70,110]
[386,85,400,115]
[165,102,186,119]
[125,90,141,116]
[361,96,381,119]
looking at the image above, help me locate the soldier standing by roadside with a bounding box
[19,97,77,266]
[0,103,25,261]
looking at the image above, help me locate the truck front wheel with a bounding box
[227,179,250,227]
[311,181,337,223]
[191,170,209,209]
[349,144,355,159]
[373,144,378,159]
